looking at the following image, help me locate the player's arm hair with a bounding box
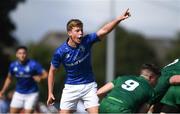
[169,75,180,85]
[97,82,114,97]
[96,18,122,40]
[0,74,13,94]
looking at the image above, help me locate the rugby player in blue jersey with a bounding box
[47,9,131,114]
[0,46,48,113]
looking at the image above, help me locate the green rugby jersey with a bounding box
[104,75,155,112]
[154,59,180,102]
[161,85,180,107]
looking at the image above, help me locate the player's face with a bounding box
[149,74,158,87]
[16,49,28,62]
[140,69,158,87]
[68,26,83,44]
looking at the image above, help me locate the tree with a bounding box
[0,0,25,46]
[165,32,180,63]
[0,0,25,88]
[115,27,159,77]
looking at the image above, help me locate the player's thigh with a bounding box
[10,92,24,109]
[60,109,75,114]
[60,84,81,110]
[86,106,98,114]
[10,107,22,113]
[82,82,99,109]
[24,109,34,113]
[24,92,39,110]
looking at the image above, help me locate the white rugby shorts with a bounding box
[60,82,99,110]
[10,91,39,110]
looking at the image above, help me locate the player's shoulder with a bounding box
[85,32,97,37]
[122,75,139,79]
[55,42,68,53]
[83,32,98,40]
[163,58,180,69]
[9,60,18,67]
[28,59,36,62]
[28,59,40,65]
[115,75,138,81]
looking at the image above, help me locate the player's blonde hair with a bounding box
[66,19,83,31]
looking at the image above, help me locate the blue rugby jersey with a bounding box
[51,33,100,84]
[9,59,44,94]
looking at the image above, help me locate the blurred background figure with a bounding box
[0,46,48,113]
[0,90,14,113]
[0,96,9,113]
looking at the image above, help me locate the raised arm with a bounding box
[97,82,114,97]
[169,75,180,85]
[0,74,13,98]
[96,8,131,40]
[47,64,56,105]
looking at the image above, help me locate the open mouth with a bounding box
[78,35,83,40]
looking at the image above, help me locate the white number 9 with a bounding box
[121,79,139,91]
